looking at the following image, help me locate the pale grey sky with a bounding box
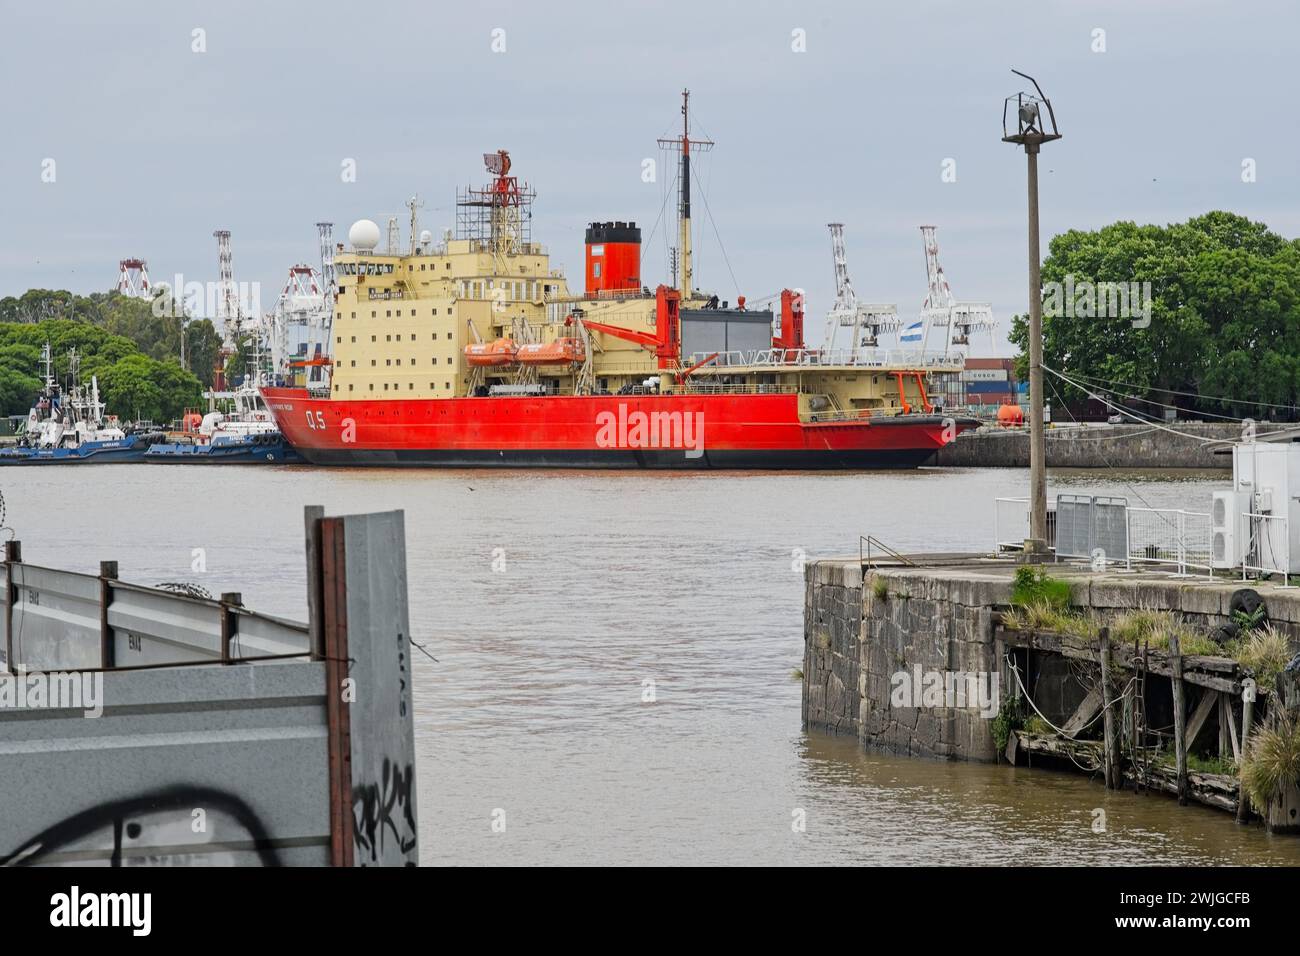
[1,0,1295,354]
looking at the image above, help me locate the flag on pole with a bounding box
[900,320,923,344]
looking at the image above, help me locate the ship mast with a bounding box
[658,89,712,298]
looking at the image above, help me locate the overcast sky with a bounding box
[1,0,1295,354]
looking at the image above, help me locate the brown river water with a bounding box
[5,464,1300,865]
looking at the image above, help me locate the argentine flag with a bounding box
[899,320,924,344]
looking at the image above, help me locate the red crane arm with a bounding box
[578,318,662,350]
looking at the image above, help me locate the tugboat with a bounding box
[145,382,301,464]
[0,345,162,465]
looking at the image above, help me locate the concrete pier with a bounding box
[932,422,1297,469]
[802,556,1300,827]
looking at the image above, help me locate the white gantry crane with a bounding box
[270,263,326,385]
[117,258,151,299]
[305,222,336,391]
[822,223,900,352]
[917,225,995,355]
[213,229,244,353]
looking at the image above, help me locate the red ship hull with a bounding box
[261,387,970,469]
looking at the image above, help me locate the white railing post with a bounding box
[1178,510,1186,576]
[1125,507,1132,572]
[1241,510,1247,582]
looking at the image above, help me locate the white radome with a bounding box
[348,219,381,251]
[419,230,433,244]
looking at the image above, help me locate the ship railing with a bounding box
[667,383,797,396]
[685,348,963,369]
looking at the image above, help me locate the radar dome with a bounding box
[419,229,433,244]
[348,219,381,251]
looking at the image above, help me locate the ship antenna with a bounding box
[657,89,712,298]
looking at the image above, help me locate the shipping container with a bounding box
[966,380,1016,394]
[963,357,1016,371]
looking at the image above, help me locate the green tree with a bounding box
[185,319,223,388]
[97,355,164,423]
[1010,212,1300,418]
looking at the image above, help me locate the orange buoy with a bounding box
[997,403,1025,427]
[516,337,586,365]
[464,338,518,367]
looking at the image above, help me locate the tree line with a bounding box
[0,289,225,423]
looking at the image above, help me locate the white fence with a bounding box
[1240,511,1294,586]
[994,497,1030,552]
[1126,508,1213,577]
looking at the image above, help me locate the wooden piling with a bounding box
[1100,628,1118,789]
[1236,681,1255,825]
[1130,638,1141,793]
[1169,632,1188,806]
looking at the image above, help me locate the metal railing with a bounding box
[1125,508,1213,577]
[860,535,918,570]
[994,497,1030,553]
[1240,511,1294,586]
[1,543,311,674]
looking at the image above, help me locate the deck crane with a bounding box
[918,225,995,354]
[822,223,900,351]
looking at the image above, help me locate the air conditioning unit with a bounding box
[1211,489,1252,569]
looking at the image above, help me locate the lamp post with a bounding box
[1002,70,1061,559]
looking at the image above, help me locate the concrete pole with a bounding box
[1026,141,1048,554]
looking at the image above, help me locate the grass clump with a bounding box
[1011,566,1072,609]
[1157,751,1238,776]
[1023,715,1053,736]
[1111,608,1177,644]
[1111,608,1220,656]
[1240,715,1300,814]
[1227,625,1292,689]
[869,574,889,602]
[791,668,804,681]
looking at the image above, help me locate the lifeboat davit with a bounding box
[464,338,518,367]
[515,337,586,365]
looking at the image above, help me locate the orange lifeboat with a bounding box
[515,337,586,365]
[464,338,518,367]
[997,403,1025,428]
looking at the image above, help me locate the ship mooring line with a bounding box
[1050,365,1300,416]
[1040,371,1201,554]
[1046,367,1235,445]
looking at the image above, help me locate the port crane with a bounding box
[822,223,900,351]
[918,225,995,355]
[116,258,151,299]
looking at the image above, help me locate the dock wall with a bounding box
[933,422,1295,469]
[803,558,1300,763]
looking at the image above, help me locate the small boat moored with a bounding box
[144,384,301,464]
[0,344,162,465]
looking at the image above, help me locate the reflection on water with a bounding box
[5,464,1294,864]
